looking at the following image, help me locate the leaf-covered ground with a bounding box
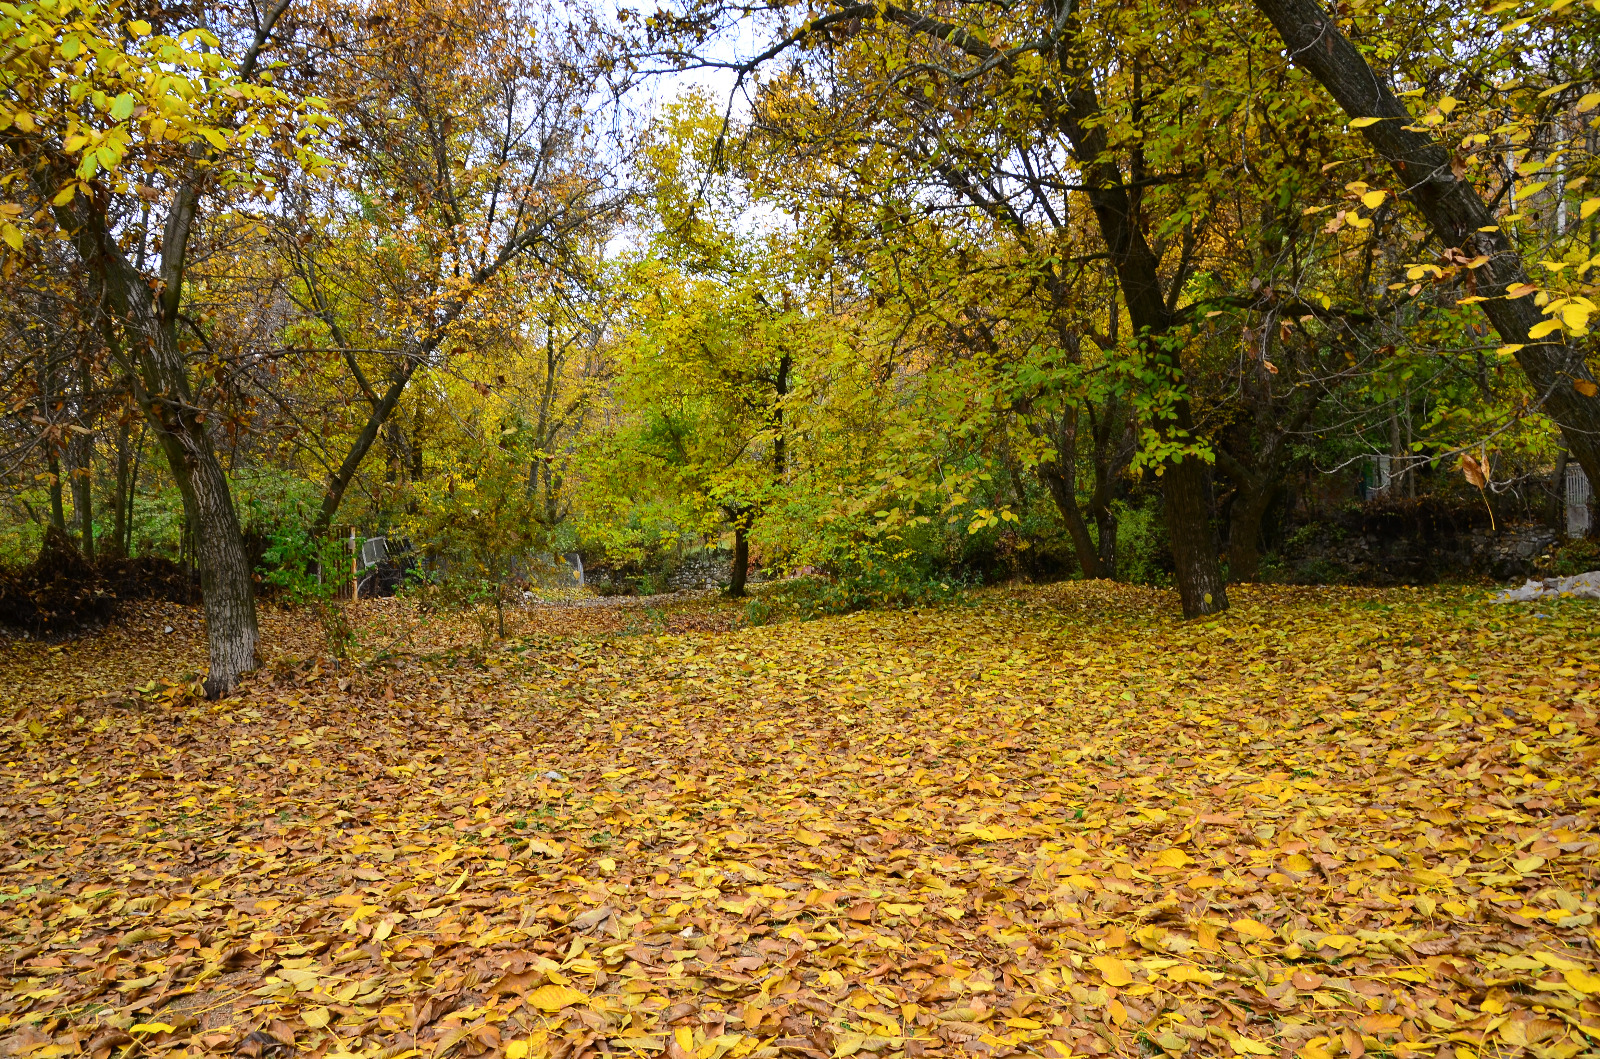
[2,583,1598,1059]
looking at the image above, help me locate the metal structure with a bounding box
[1568,463,1593,539]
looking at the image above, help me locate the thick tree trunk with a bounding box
[1225,480,1277,582]
[51,191,258,696]
[1252,0,1600,492]
[1163,453,1228,614]
[729,523,750,598]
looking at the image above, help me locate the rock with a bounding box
[1491,570,1600,603]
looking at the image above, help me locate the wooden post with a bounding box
[351,526,359,602]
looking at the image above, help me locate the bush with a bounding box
[1544,537,1600,577]
[1111,498,1172,587]
[746,525,964,624]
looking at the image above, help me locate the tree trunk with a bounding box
[1387,409,1405,500]
[1037,461,1105,579]
[1225,479,1277,582]
[37,345,67,536]
[1251,0,1600,493]
[71,351,94,561]
[1086,398,1130,579]
[1031,403,1107,579]
[729,523,750,598]
[311,361,421,539]
[107,417,131,560]
[51,188,258,696]
[69,439,93,561]
[1548,447,1569,529]
[1163,452,1229,614]
[46,447,66,536]
[1094,503,1118,578]
[124,421,144,557]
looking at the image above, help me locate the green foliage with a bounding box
[403,421,553,645]
[746,517,963,624]
[255,485,360,664]
[1110,499,1173,588]
[1545,537,1600,578]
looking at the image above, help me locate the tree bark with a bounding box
[69,439,93,561]
[70,349,94,561]
[1161,445,1229,612]
[1548,447,1569,529]
[124,420,144,557]
[729,522,750,598]
[1251,0,1600,492]
[108,416,131,560]
[46,447,67,536]
[1037,458,1105,579]
[50,186,258,696]
[1217,459,1278,582]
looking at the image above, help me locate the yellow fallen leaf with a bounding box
[302,1007,330,1029]
[1230,1038,1274,1055]
[279,968,319,991]
[1300,1038,1333,1059]
[130,1024,176,1035]
[1512,855,1546,873]
[506,1043,529,1059]
[1565,969,1600,994]
[1155,848,1191,868]
[1232,919,1276,940]
[1091,955,1133,987]
[1284,853,1314,872]
[1167,965,1216,984]
[526,984,587,1012]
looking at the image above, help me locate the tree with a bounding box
[2,0,328,693]
[1249,0,1600,493]
[630,0,1253,614]
[265,0,625,541]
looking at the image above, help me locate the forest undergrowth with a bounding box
[1,583,1597,1059]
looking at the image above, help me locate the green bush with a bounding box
[1111,498,1172,587]
[1544,537,1600,577]
[746,525,963,624]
